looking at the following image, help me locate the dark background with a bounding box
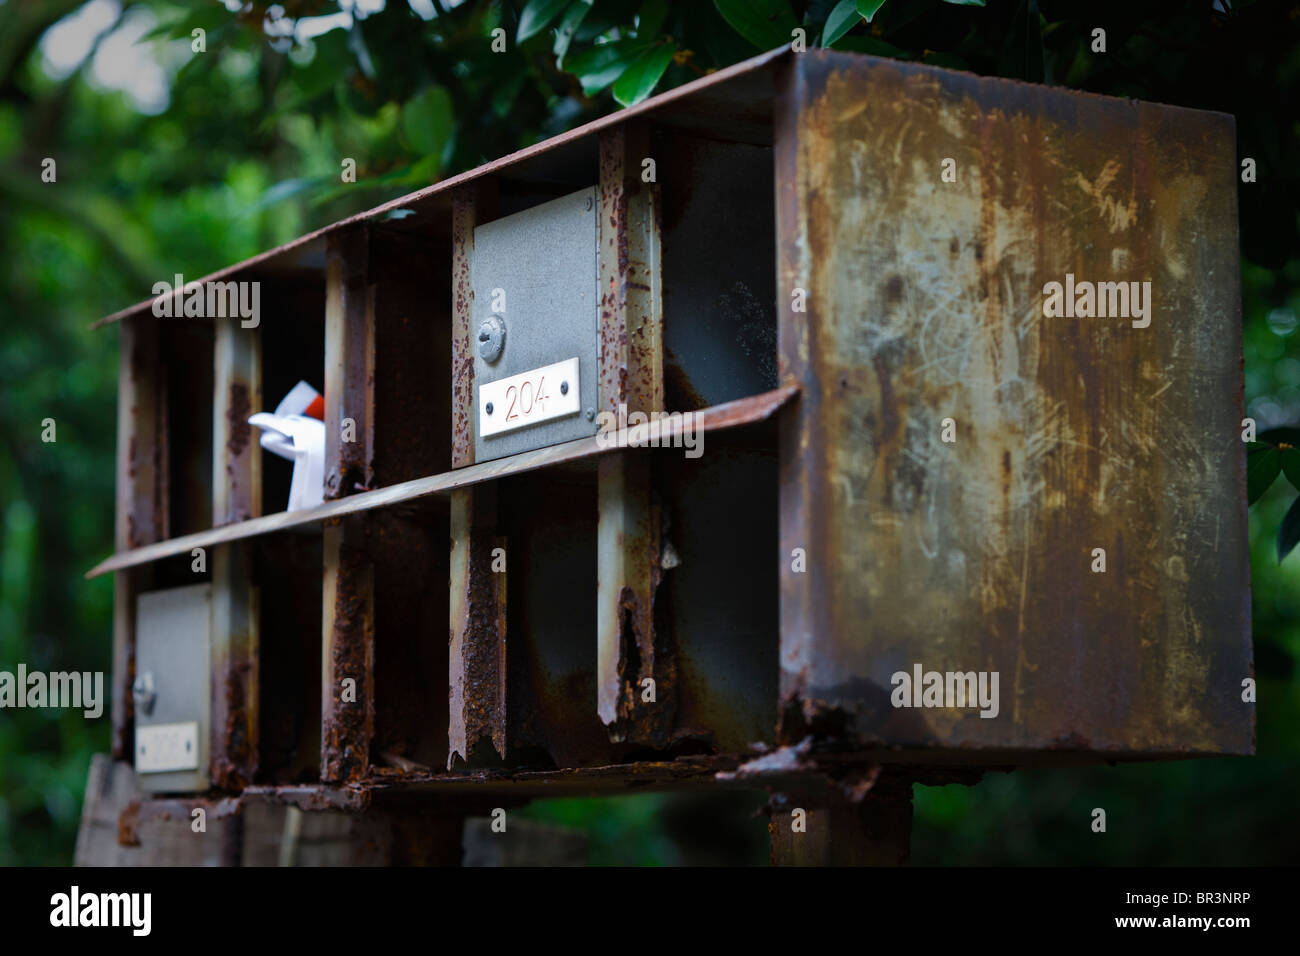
[0,0,1296,865]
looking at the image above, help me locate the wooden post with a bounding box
[596,122,668,743]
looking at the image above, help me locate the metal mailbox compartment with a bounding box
[470,187,601,462]
[83,48,1254,866]
[134,583,211,792]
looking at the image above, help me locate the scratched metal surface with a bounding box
[777,52,1252,757]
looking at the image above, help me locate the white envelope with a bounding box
[247,412,326,512]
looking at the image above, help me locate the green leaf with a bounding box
[612,43,676,107]
[401,86,454,159]
[292,30,350,103]
[1279,495,1300,562]
[713,0,799,51]
[637,0,672,40]
[855,0,888,21]
[829,35,908,57]
[248,176,327,213]
[1281,447,1300,492]
[822,0,861,47]
[564,40,655,95]
[1023,0,1043,82]
[554,1,594,64]
[518,0,572,42]
[144,6,231,42]
[1248,444,1281,505]
[1260,427,1300,446]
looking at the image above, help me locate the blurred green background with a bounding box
[0,0,1296,865]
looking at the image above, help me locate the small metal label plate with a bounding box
[479,357,581,438]
[136,721,200,773]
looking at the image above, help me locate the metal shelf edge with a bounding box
[86,384,797,579]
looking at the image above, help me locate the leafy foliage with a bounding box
[0,0,1296,864]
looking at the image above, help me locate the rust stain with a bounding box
[321,521,374,783]
[448,488,506,767]
[225,382,252,460]
[777,50,1249,758]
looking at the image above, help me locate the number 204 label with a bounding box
[478,356,581,438]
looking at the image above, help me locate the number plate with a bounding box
[478,357,581,438]
[136,721,200,773]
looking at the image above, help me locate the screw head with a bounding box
[485,402,494,416]
[560,380,569,395]
[477,314,506,363]
[585,408,595,422]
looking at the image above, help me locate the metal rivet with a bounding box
[486,402,494,415]
[560,380,569,395]
[586,408,595,422]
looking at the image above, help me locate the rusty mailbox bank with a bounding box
[86,49,1251,865]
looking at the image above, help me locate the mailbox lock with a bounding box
[132,671,157,716]
[477,314,506,363]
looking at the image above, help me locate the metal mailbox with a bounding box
[86,48,1252,864]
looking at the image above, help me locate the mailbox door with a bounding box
[470,187,601,462]
[134,583,211,792]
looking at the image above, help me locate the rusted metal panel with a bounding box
[659,129,777,409]
[596,123,669,743]
[90,50,788,332]
[256,531,322,784]
[598,122,663,422]
[209,319,261,790]
[370,230,452,771]
[662,435,780,754]
[451,181,497,469]
[212,319,261,526]
[209,543,259,790]
[321,229,377,782]
[321,518,374,782]
[449,181,508,767]
[448,486,507,766]
[372,229,452,483]
[112,315,162,759]
[451,187,476,470]
[776,52,1251,757]
[502,470,615,769]
[324,228,375,498]
[159,321,215,537]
